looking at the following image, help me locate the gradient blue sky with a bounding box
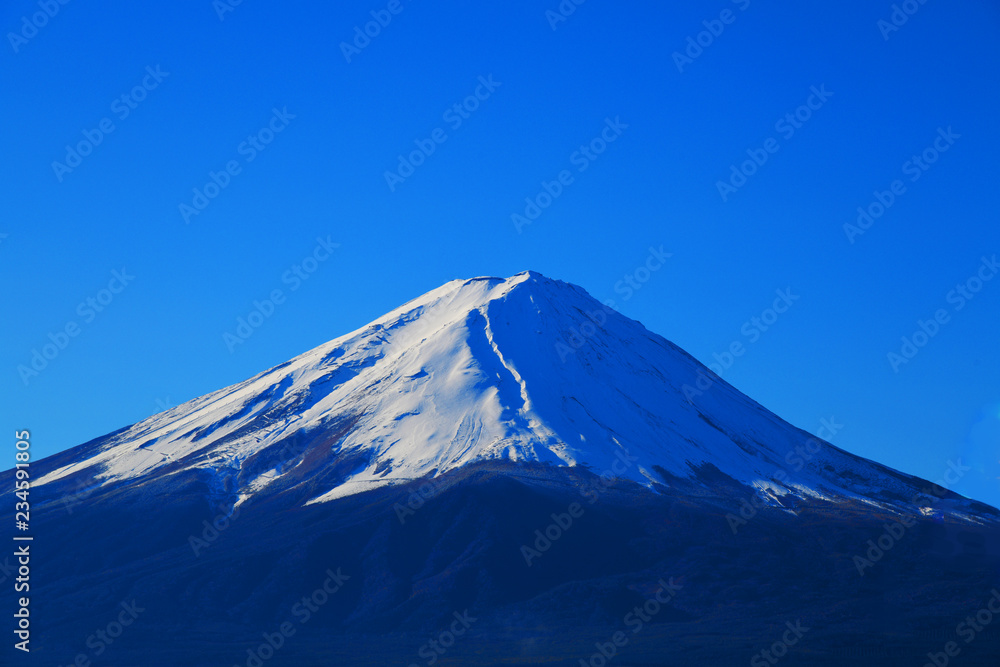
[3,0,999,506]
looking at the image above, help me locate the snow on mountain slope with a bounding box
[33,272,985,519]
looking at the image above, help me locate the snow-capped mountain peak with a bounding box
[32,272,990,521]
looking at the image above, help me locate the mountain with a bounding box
[29,272,995,519]
[5,272,1000,666]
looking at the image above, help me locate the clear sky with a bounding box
[3,0,999,507]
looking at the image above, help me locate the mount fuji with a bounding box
[29,272,994,520]
[6,272,1000,666]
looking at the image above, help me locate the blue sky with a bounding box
[3,0,999,506]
